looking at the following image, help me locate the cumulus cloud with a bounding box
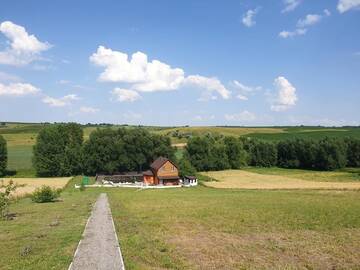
[42,94,79,107]
[280,10,330,39]
[270,76,297,111]
[0,21,51,66]
[282,0,302,13]
[90,46,230,100]
[79,106,99,113]
[232,80,262,100]
[337,0,360,13]
[242,8,260,27]
[0,82,40,96]
[111,88,142,102]
[225,111,256,122]
[185,75,231,100]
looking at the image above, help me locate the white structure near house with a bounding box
[181,176,198,187]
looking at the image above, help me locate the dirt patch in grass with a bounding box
[202,170,360,190]
[168,228,360,270]
[0,177,72,197]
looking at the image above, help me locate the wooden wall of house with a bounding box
[156,161,179,178]
[143,175,155,185]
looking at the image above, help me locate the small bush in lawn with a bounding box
[31,185,61,203]
[0,180,22,220]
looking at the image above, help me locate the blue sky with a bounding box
[0,0,359,126]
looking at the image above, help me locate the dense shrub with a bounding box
[33,123,83,176]
[0,135,7,176]
[31,185,60,203]
[82,128,175,175]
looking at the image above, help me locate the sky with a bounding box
[0,0,359,126]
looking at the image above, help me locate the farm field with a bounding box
[0,177,72,197]
[201,169,360,189]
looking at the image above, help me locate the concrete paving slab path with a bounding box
[69,193,125,270]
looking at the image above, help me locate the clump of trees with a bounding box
[0,135,7,176]
[184,135,360,172]
[33,124,175,176]
[82,128,174,175]
[33,123,83,176]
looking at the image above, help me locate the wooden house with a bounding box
[143,157,180,186]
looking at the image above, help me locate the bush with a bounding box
[0,180,21,219]
[0,135,7,176]
[33,123,83,176]
[31,186,60,203]
[177,156,197,177]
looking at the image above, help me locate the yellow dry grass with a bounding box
[0,177,72,197]
[202,170,360,190]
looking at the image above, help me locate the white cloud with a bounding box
[296,14,323,28]
[0,82,40,96]
[42,94,79,107]
[280,10,330,39]
[80,106,99,113]
[225,111,256,122]
[0,71,21,82]
[90,46,184,92]
[90,46,230,100]
[185,75,231,100]
[242,8,259,27]
[270,76,297,112]
[337,0,360,13]
[232,80,261,100]
[0,21,51,66]
[279,28,307,38]
[282,0,302,13]
[111,88,142,102]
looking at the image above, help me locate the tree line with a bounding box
[33,124,174,176]
[184,135,360,172]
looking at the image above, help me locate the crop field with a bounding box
[201,169,360,190]
[0,177,72,197]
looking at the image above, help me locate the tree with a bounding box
[177,156,197,177]
[82,128,175,175]
[243,138,277,167]
[314,137,347,170]
[224,137,247,169]
[345,138,360,167]
[0,135,7,176]
[33,123,83,176]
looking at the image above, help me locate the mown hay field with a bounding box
[201,169,360,190]
[0,177,72,197]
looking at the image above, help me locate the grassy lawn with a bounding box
[0,177,100,270]
[108,187,360,269]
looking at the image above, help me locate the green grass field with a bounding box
[1,174,360,269]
